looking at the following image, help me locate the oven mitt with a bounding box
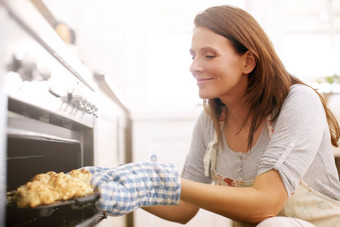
[83,161,181,216]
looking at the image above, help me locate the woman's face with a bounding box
[189,26,249,101]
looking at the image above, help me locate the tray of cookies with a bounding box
[7,169,99,217]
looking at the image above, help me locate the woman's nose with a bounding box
[189,58,203,75]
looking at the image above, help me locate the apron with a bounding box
[203,116,340,227]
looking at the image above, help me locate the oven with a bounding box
[0,0,111,226]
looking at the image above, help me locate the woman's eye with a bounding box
[206,55,215,58]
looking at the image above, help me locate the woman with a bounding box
[87,5,340,227]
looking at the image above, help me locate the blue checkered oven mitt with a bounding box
[83,162,181,216]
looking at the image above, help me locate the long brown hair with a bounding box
[194,5,339,148]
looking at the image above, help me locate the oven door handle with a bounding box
[7,128,80,144]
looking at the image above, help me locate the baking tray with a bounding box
[7,191,100,217]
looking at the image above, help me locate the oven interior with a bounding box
[7,137,80,192]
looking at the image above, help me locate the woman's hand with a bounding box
[86,162,181,216]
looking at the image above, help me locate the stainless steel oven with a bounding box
[0,0,110,226]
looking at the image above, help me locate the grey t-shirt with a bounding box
[182,84,340,200]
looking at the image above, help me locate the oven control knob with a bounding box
[85,100,94,114]
[60,92,72,103]
[79,101,86,111]
[82,99,90,113]
[79,98,87,111]
[70,94,81,108]
[89,104,95,113]
[92,105,98,117]
[92,107,98,117]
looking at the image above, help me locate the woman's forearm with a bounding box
[142,200,199,224]
[180,170,288,224]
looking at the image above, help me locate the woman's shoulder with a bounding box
[279,84,324,118]
[289,84,319,97]
[286,84,321,104]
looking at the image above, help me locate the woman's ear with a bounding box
[243,51,256,74]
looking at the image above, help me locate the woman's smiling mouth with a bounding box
[196,78,214,85]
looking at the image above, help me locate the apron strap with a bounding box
[203,133,218,177]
